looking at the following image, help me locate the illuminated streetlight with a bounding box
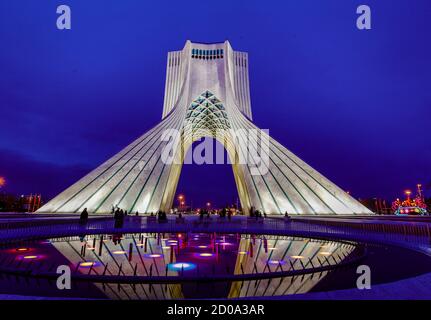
[0,176,5,188]
[405,190,412,202]
[177,194,185,211]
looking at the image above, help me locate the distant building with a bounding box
[22,194,42,212]
[0,193,42,212]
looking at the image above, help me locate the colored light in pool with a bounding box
[267,260,286,265]
[112,250,126,254]
[144,253,163,258]
[218,242,232,246]
[23,255,38,259]
[197,245,208,249]
[79,262,98,268]
[167,262,196,271]
[162,246,171,250]
[16,248,29,252]
[319,252,331,256]
[290,255,304,259]
[199,253,214,257]
[238,251,248,255]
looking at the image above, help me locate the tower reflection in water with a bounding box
[1,233,357,299]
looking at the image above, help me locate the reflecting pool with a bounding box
[0,232,430,299]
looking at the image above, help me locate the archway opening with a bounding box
[174,138,240,212]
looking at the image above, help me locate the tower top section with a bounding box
[162,40,253,119]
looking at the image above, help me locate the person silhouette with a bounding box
[80,208,89,225]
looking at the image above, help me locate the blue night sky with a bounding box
[0,0,430,207]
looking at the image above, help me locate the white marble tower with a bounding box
[38,41,372,215]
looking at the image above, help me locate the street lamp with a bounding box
[0,177,5,189]
[405,190,411,202]
[177,194,185,211]
[178,194,184,204]
[0,177,5,185]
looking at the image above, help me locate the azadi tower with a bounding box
[38,41,371,215]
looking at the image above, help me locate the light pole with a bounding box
[0,176,5,191]
[177,194,185,212]
[405,190,412,205]
[405,190,411,198]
